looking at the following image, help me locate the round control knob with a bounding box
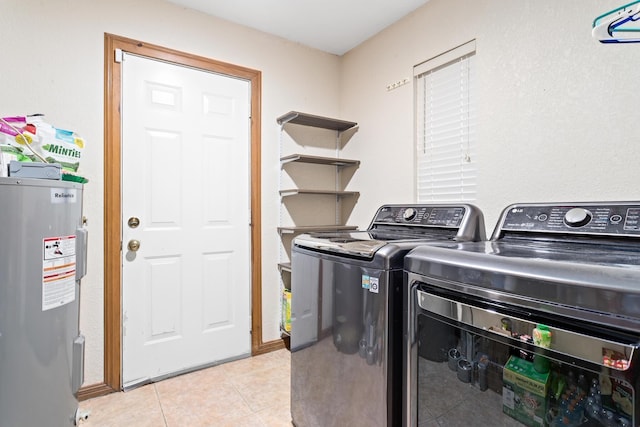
[403,208,417,221]
[564,208,592,227]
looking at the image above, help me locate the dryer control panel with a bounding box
[497,203,640,237]
[371,205,466,228]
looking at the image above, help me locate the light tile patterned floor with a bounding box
[79,349,292,427]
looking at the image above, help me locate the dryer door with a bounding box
[405,281,640,427]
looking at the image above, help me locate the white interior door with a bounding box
[121,53,251,388]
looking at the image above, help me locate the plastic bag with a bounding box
[29,115,85,173]
[0,116,39,176]
[0,115,85,173]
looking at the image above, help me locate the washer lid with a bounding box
[292,203,486,258]
[294,230,450,258]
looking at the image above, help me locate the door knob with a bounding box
[128,217,140,228]
[128,239,141,252]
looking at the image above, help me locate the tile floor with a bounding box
[79,349,292,427]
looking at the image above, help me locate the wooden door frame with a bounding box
[83,33,279,398]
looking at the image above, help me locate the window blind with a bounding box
[415,41,476,202]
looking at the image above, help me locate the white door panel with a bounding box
[121,53,251,387]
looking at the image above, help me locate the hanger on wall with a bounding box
[593,0,640,43]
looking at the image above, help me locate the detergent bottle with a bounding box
[533,324,551,373]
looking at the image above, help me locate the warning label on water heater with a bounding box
[42,235,77,311]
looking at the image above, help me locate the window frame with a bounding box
[414,40,477,203]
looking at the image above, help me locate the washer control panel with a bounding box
[372,205,466,228]
[499,203,640,236]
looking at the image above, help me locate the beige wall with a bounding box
[4,0,639,388]
[341,0,640,233]
[1,0,342,385]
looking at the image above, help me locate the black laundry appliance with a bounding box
[404,202,640,427]
[290,204,485,426]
